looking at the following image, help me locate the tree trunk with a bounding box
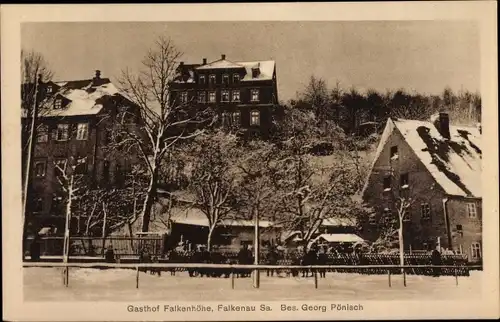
[63,174,74,263]
[207,225,215,252]
[398,216,404,274]
[140,167,159,232]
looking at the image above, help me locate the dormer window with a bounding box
[54,98,63,110]
[252,67,260,78]
[390,146,399,160]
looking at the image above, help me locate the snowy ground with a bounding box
[24,268,481,301]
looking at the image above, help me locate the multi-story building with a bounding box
[361,113,482,262]
[169,54,279,137]
[21,71,139,235]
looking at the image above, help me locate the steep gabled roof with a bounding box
[23,78,125,118]
[363,117,482,198]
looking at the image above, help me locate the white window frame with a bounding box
[233,74,240,83]
[54,98,63,110]
[232,90,240,102]
[208,91,216,103]
[56,124,69,141]
[37,125,49,143]
[209,74,216,85]
[222,74,229,85]
[470,242,481,259]
[180,91,188,104]
[76,123,89,141]
[34,160,46,178]
[250,110,260,126]
[198,75,206,85]
[221,90,230,102]
[251,89,260,102]
[231,111,241,126]
[197,91,206,103]
[467,203,477,218]
[421,203,431,220]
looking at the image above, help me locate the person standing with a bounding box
[30,234,41,261]
[431,248,442,277]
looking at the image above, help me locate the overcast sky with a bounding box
[21,21,480,101]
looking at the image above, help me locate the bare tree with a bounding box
[21,49,53,249]
[182,131,241,250]
[273,107,366,246]
[113,36,213,232]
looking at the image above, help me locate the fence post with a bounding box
[455,267,458,286]
[314,269,318,289]
[388,270,391,288]
[136,266,139,289]
[231,268,235,290]
[403,268,407,287]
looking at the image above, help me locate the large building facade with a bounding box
[169,54,279,137]
[22,71,139,235]
[361,113,482,262]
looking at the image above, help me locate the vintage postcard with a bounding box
[1,2,498,321]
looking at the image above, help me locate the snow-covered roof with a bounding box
[24,79,125,118]
[322,217,357,226]
[177,58,275,82]
[196,59,246,70]
[157,206,274,228]
[314,233,365,243]
[364,117,482,198]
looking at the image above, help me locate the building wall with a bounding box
[446,197,482,262]
[169,64,278,137]
[361,126,451,251]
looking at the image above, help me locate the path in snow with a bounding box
[24,268,481,301]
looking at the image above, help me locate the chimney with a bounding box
[433,112,450,139]
[202,58,207,65]
[221,54,226,60]
[252,66,260,78]
[94,70,101,80]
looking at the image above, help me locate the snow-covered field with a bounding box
[24,268,481,301]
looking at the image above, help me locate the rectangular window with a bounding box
[402,208,411,222]
[46,86,53,94]
[197,91,206,103]
[456,224,463,237]
[37,125,49,143]
[467,203,477,218]
[383,176,391,191]
[233,74,240,83]
[382,208,392,224]
[400,173,409,188]
[421,203,431,220]
[221,90,230,102]
[251,89,260,102]
[102,160,110,186]
[33,197,43,213]
[75,156,87,175]
[34,161,46,178]
[208,91,216,103]
[180,91,188,104]
[222,74,229,86]
[51,195,64,213]
[221,112,229,127]
[76,123,89,140]
[471,242,481,259]
[231,111,241,126]
[250,110,260,126]
[54,98,62,110]
[232,90,240,102]
[56,124,69,141]
[390,146,398,160]
[54,158,67,177]
[198,75,206,85]
[209,74,216,85]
